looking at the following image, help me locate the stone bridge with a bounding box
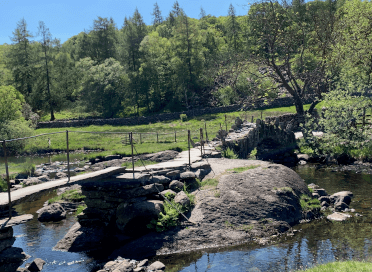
[222,118,297,162]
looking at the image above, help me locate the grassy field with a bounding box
[298,261,372,271]
[28,104,314,157]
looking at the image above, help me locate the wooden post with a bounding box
[131,132,135,179]
[175,131,177,142]
[261,111,263,120]
[66,130,70,182]
[157,132,159,143]
[204,122,208,142]
[188,130,191,168]
[3,141,12,219]
[225,115,227,131]
[200,128,203,157]
[251,116,254,123]
[140,133,142,144]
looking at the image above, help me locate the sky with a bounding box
[0,0,250,45]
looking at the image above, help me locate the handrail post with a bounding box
[188,130,191,169]
[204,122,208,142]
[131,132,135,179]
[66,130,70,182]
[157,132,159,143]
[200,128,203,157]
[175,131,177,143]
[3,140,12,219]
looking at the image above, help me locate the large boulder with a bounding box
[37,203,66,222]
[27,258,46,272]
[169,180,184,192]
[330,191,353,205]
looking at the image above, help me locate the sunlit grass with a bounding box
[298,261,372,271]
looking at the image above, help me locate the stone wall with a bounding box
[77,163,210,237]
[265,113,305,131]
[223,119,297,160]
[36,96,316,129]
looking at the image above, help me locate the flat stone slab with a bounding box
[0,167,126,211]
[0,214,33,229]
[327,212,352,222]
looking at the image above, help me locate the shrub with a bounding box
[180,114,187,122]
[75,204,87,216]
[300,194,321,211]
[222,147,238,159]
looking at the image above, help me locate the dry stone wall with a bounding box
[37,96,316,129]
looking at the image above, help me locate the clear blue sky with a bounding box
[0,0,250,45]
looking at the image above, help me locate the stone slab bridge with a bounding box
[222,118,297,160]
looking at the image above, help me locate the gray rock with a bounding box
[55,172,68,179]
[160,189,176,198]
[38,175,50,182]
[111,260,133,272]
[180,171,196,180]
[174,191,190,207]
[150,176,171,184]
[321,201,329,208]
[23,178,42,186]
[74,168,86,173]
[0,246,30,263]
[148,261,165,271]
[169,180,184,192]
[312,193,320,199]
[327,212,351,222]
[27,258,46,272]
[313,188,328,197]
[37,203,66,222]
[298,160,307,165]
[116,200,164,234]
[33,170,44,177]
[194,169,207,179]
[0,237,15,252]
[0,227,13,240]
[105,155,122,161]
[308,183,319,190]
[330,191,353,205]
[137,259,148,268]
[191,161,211,170]
[334,201,349,212]
[297,154,309,161]
[165,170,180,180]
[318,196,330,203]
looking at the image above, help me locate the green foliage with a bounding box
[21,163,35,177]
[180,114,187,122]
[300,194,321,211]
[199,178,219,189]
[147,197,183,232]
[222,147,238,159]
[249,147,257,159]
[301,88,372,160]
[48,189,85,205]
[0,177,8,192]
[297,261,372,272]
[75,204,87,216]
[214,86,238,106]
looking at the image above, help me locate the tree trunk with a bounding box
[50,108,55,121]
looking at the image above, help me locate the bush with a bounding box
[214,86,238,106]
[222,147,238,159]
[180,114,187,122]
[0,177,8,192]
[0,120,33,155]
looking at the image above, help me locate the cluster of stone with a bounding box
[265,113,305,132]
[77,162,211,236]
[98,257,165,272]
[220,118,296,160]
[0,215,32,271]
[308,184,357,222]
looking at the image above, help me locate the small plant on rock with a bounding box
[222,147,238,159]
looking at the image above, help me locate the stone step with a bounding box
[0,214,33,229]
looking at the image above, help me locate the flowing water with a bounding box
[8,164,372,271]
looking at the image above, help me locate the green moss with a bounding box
[300,194,321,211]
[75,204,87,216]
[226,165,260,173]
[48,189,85,205]
[198,178,219,189]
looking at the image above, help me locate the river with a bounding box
[10,164,372,271]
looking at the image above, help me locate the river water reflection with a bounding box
[9,164,372,271]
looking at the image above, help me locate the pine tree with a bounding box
[199,7,207,19]
[152,2,163,26]
[226,3,241,52]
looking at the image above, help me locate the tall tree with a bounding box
[7,18,35,99]
[37,21,55,121]
[91,17,118,63]
[152,2,163,26]
[226,4,241,52]
[199,7,207,19]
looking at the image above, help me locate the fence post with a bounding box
[225,115,227,131]
[199,128,203,157]
[157,132,159,143]
[204,122,208,142]
[188,130,191,169]
[251,116,254,123]
[140,133,142,144]
[130,132,135,179]
[3,141,12,219]
[66,130,70,182]
[175,131,177,142]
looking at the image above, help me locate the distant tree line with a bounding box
[1,0,372,121]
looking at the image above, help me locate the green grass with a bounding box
[48,189,86,205]
[198,178,219,189]
[26,104,309,158]
[297,261,372,271]
[0,177,7,192]
[226,165,260,173]
[121,160,158,168]
[300,194,321,211]
[75,204,87,216]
